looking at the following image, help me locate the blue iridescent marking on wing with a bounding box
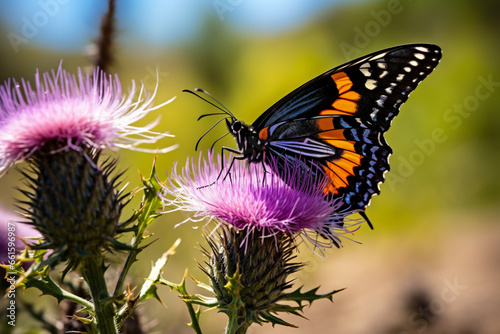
[252,76,336,129]
[260,90,321,126]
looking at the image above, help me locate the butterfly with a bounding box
[186,44,442,228]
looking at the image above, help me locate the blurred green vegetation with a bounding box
[1,0,499,333]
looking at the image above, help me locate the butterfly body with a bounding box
[226,120,266,163]
[194,44,442,221]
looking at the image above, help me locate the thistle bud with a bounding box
[19,143,124,267]
[203,225,301,331]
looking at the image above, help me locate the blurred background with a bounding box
[1,0,499,333]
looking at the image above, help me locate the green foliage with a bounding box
[11,157,179,333]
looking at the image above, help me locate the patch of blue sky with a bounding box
[0,0,359,51]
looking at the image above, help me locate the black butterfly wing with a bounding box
[254,44,441,130]
[254,44,442,213]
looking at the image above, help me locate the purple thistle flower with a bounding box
[163,152,358,246]
[0,64,176,174]
[163,154,350,331]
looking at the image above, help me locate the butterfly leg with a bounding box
[196,146,243,189]
[218,146,245,182]
[260,161,269,186]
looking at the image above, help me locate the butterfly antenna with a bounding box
[198,112,227,121]
[183,89,235,119]
[195,117,230,151]
[210,132,230,152]
[194,88,235,118]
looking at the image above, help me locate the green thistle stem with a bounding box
[113,237,140,298]
[220,271,250,334]
[175,275,203,334]
[225,322,250,334]
[224,306,251,334]
[81,255,118,334]
[113,163,162,300]
[157,271,205,334]
[186,302,203,334]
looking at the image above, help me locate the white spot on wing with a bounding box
[414,53,425,60]
[376,95,387,107]
[409,60,419,66]
[380,70,388,78]
[360,62,371,77]
[415,46,429,52]
[365,79,377,90]
[371,52,387,60]
[404,66,412,73]
[396,73,405,81]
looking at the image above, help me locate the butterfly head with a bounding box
[226,118,251,150]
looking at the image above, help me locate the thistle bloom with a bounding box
[162,153,350,331]
[0,64,176,174]
[163,152,356,246]
[0,65,176,271]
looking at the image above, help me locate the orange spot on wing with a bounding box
[315,118,334,132]
[318,129,346,140]
[340,150,363,166]
[320,109,352,116]
[315,123,357,154]
[331,72,353,94]
[332,99,358,114]
[316,128,356,152]
[259,127,269,140]
[325,139,356,152]
[329,72,360,115]
[340,91,361,101]
[333,165,351,182]
[323,162,349,194]
[322,151,363,195]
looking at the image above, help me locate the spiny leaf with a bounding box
[259,311,299,328]
[138,238,181,303]
[23,274,94,310]
[133,154,164,239]
[282,286,345,307]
